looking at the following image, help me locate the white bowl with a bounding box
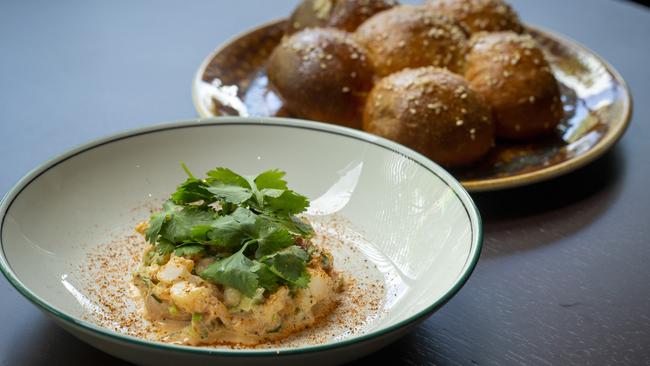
[0,117,482,366]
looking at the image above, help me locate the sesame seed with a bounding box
[456,120,464,126]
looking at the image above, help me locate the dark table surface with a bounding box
[1,0,650,365]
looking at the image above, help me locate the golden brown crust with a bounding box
[426,0,523,35]
[464,31,564,139]
[354,5,468,77]
[363,67,494,167]
[287,0,398,34]
[267,28,374,128]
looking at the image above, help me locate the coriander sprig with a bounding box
[144,165,314,296]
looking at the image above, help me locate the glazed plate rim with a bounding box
[0,117,483,357]
[191,19,633,192]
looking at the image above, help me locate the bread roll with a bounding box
[355,5,468,77]
[267,28,374,128]
[465,31,563,139]
[287,0,398,34]
[427,0,523,35]
[364,67,494,167]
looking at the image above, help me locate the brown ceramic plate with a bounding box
[192,19,632,192]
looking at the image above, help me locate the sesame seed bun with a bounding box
[355,5,468,77]
[427,0,523,35]
[363,67,495,167]
[267,28,374,128]
[287,0,398,35]
[465,31,564,139]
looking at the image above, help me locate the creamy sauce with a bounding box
[79,214,388,349]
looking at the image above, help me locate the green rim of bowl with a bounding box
[0,117,483,357]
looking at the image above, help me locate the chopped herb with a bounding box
[168,305,179,316]
[192,313,203,323]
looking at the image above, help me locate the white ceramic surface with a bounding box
[0,117,482,366]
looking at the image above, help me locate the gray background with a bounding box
[1,0,650,365]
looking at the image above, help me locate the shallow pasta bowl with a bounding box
[0,117,482,366]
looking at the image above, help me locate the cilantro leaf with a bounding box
[264,190,309,214]
[145,239,175,265]
[290,215,315,236]
[254,170,308,214]
[256,263,280,293]
[254,220,294,258]
[262,246,310,288]
[188,206,295,257]
[204,167,254,205]
[231,206,257,229]
[189,225,211,241]
[171,178,214,205]
[202,215,249,248]
[260,188,285,198]
[259,212,314,237]
[146,211,166,244]
[174,245,206,259]
[155,239,175,256]
[206,183,253,204]
[255,169,288,190]
[206,167,250,187]
[190,207,257,248]
[145,200,179,244]
[200,244,260,297]
[159,203,215,243]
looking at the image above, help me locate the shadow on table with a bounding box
[5,313,132,366]
[345,330,436,365]
[13,314,425,366]
[473,147,626,257]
